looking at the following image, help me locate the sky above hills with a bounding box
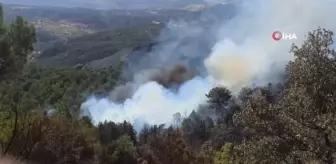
[0,0,229,9]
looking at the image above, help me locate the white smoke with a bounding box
[82,76,213,125]
[81,0,336,129]
[205,0,336,90]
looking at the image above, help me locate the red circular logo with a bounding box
[272,31,282,41]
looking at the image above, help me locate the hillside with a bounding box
[14,3,236,68]
[2,3,208,53]
[3,4,199,29]
[36,23,165,68]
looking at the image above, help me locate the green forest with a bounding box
[1,5,336,164]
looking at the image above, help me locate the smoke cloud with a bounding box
[205,0,336,91]
[81,0,336,129]
[110,64,198,103]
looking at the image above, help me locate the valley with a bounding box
[2,2,235,68]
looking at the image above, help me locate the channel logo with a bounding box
[272,31,297,41]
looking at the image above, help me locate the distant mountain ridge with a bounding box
[1,0,100,8]
[2,3,205,48]
[1,0,237,69]
[0,0,230,9]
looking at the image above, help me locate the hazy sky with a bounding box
[0,0,228,9]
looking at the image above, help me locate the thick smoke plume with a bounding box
[81,0,336,130]
[109,64,197,103]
